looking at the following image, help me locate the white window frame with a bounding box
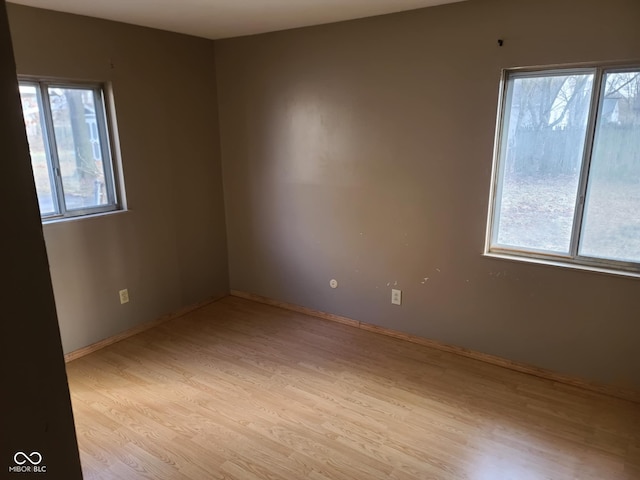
[485,62,640,276]
[19,77,121,221]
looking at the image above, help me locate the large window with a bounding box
[487,65,640,273]
[19,79,119,219]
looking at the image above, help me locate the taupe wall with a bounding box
[216,0,640,388]
[1,1,81,474]
[8,4,229,354]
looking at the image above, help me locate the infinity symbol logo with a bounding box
[13,451,42,465]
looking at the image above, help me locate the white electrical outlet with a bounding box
[119,288,129,304]
[329,279,338,289]
[391,288,402,305]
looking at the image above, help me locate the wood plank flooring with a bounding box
[66,296,640,479]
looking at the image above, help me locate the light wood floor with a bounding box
[66,296,640,480]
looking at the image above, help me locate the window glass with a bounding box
[579,71,640,262]
[19,84,57,216]
[48,87,110,211]
[494,73,594,254]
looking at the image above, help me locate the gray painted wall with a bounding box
[216,0,640,389]
[8,4,229,354]
[1,1,82,474]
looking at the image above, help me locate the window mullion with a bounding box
[568,68,605,258]
[40,84,67,216]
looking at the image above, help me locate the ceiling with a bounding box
[10,0,466,40]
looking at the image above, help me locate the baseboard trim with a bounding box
[64,294,225,363]
[230,290,640,404]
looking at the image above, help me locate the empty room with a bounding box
[2,0,639,478]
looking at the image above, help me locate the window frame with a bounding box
[485,62,640,276]
[19,77,121,221]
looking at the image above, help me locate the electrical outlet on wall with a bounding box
[391,288,402,305]
[119,288,129,304]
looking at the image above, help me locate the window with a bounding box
[487,65,640,273]
[19,79,120,219]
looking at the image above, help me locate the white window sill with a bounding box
[483,251,640,280]
[42,208,130,226]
